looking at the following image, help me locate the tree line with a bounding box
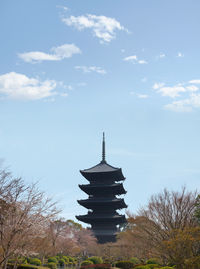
[1,167,200,269]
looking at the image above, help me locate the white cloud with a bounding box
[123,55,147,64]
[153,80,200,112]
[159,53,166,58]
[123,55,137,62]
[153,82,165,90]
[158,86,186,98]
[130,92,149,99]
[138,60,148,64]
[62,14,127,43]
[75,66,106,74]
[186,85,199,92]
[137,94,149,99]
[177,52,184,57]
[165,93,200,112]
[18,44,81,63]
[56,5,69,11]
[0,72,57,100]
[189,79,200,84]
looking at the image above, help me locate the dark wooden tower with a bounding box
[76,133,127,244]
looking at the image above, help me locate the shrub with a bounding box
[81,260,94,266]
[130,258,140,265]
[68,257,74,262]
[29,258,42,266]
[7,264,44,269]
[146,259,161,265]
[88,257,103,265]
[48,258,58,264]
[135,265,159,269]
[58,259,65,266]
[115,261,134,269]
[63,256,69,263]
[159,267,174,269]
[47,262,57,269]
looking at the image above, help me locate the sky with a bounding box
[1,0,200,223]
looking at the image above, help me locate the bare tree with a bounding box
[118,187,198,263]
[0,169,59,269]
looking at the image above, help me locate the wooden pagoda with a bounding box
[76,133,127,244]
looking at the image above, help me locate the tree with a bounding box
[0,169,59,269]
[163,227,200,269]
[118,187,198,263]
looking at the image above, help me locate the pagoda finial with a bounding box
[102,132,106,162]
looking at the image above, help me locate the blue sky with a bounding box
[1,0,200,222]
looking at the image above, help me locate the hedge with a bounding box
[47,262,57,269]
[130,258,140,265]
[115,261,134,269]
[7,264,46,269]
[48,258,58,264]
[88,257,103,265]
[29,258,42,266]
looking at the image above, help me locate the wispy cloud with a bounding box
[152,82,165,90]
[62,14,127,43]
[177,52,184,58]
[159,53,166,58]
[137,94,149,99]
[75,66,106,74]
[158,85,186,98]
[0,72,57,100]
[189,79,200,84]
[123,55,147,64]
[18,44,81,63]
[164,94,200,112]
[130,92,149,99]
[153,80,200,112]
[138,60,148,64]
[56,5,69,11]
[124,55,137,61]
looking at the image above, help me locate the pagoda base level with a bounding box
[96,234,116,244]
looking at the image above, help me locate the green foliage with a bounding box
[47,262,57,269]
[88,257,103,265]
[158,267,174,269]
[146,259,161,265]
[66,219,82,230]
[130,258,140,265]
[58,259,65,266]
[194,195,200,222]
[48,258,58,264]
[62,256,69,263]
[134,265,158,269]
[67,256,75,262]
[115,261,134,269]
[7,264,46,269]
[29,258,42,266]
[81,260,94,266]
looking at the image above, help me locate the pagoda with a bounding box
[76,133,127,244]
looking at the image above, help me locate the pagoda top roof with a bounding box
[80,160,120,174]
[80,133,125,181]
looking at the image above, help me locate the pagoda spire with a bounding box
[102,132,106,163]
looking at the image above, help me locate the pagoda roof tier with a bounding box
[79,183,126,195]
[80,161,125,182]
[77,198,127,210]
[76,213,126,225]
